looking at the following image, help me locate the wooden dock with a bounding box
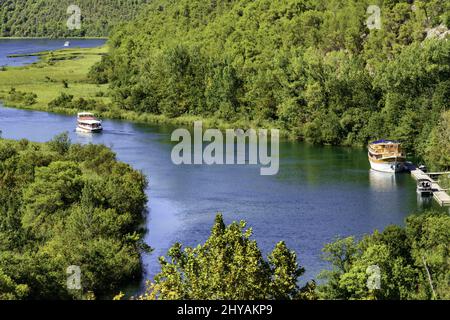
[433,190,450,206]
[410,167,450,207]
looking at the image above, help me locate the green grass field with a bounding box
[0,46,110,110]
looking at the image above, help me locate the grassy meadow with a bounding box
[0,46,111,110]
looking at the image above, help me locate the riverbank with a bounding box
[0,45,302,139]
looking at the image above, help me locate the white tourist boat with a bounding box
[76,112,103,133]
[64,41,71,47]
[368,140,406,173]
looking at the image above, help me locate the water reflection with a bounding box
[369,170,397,192]
[75,130,95,143]
[416,194,433,208]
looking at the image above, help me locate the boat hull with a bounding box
[76,126,103,133]
[417,189,433,196]
[369,158,405,173]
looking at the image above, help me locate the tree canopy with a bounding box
[0,0,150,37]
[138,214,314,300]
[88,0,449,168]
[319,212,450,300]
[0,134,148,299]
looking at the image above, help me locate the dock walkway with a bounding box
[410,167,450,207]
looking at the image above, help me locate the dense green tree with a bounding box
[319,212,450,300]
[0,136,148,299]
[423,111,450,170]
[0,0,150,37]
[0,269,28,300]
[138,214,310,300]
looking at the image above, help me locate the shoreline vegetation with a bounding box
[0,135,149,300]
[0,45,294,138]
[1,42,447,165]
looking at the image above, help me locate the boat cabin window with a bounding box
[79,122,100,128]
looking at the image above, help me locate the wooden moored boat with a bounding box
[368,140,406,173]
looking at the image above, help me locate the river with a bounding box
[0,38,106,67]
[0,39,442,294]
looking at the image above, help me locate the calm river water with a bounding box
[0,40,442,294]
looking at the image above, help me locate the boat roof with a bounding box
[78,112,95,117]
[370,139,400,145]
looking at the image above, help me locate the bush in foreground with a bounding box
[138,214,314,300]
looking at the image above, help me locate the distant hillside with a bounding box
[0,0,150,37]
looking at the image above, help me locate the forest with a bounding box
[0,0,150,37]
[0,134,148,299]
[88,0,449,169]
